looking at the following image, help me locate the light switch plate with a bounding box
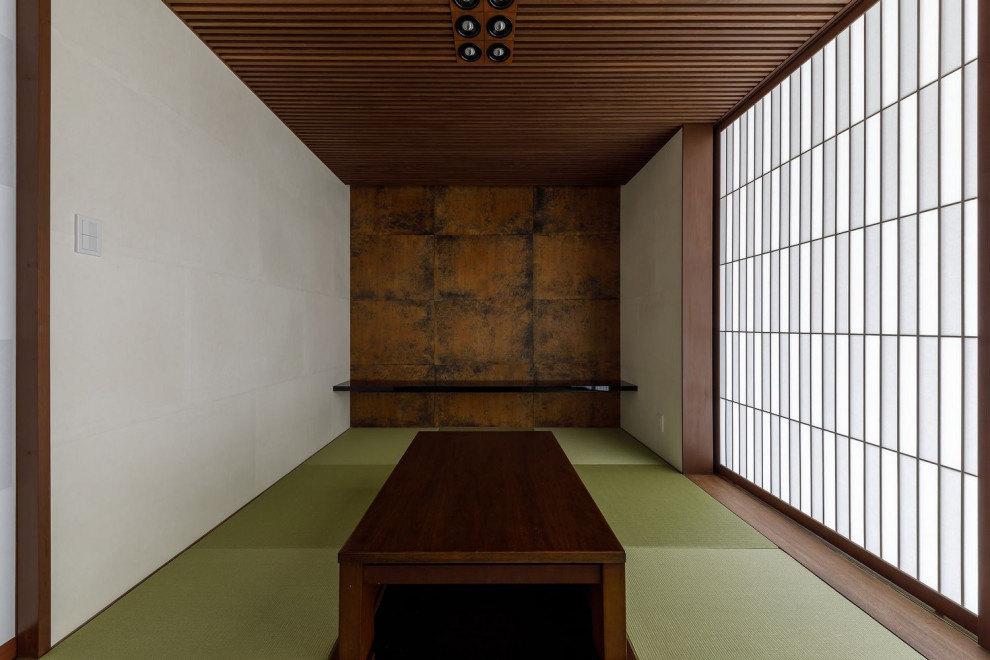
[75,214,101,257]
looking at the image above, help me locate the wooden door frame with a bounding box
[15,0,51,657]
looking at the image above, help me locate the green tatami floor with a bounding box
[48,427,919,659]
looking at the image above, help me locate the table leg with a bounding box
[592,563,626,660]
[338,561,375,660]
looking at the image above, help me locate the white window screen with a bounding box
[719,0,979,613]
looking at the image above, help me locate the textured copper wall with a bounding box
[350,186,620,427]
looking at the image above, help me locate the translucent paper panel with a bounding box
[918,211,939,336]
[940,338,962,471]
[881,107,899,221]
[964,474,978,611]
[940,204,962,335]
[881,337,898,450]
[919,460,939,589]
[900,214,918,335]
[850,440,865,545]
[900,455,919,577]
[882,222,898,335]
[940,70,962,205]
[865,116,881,226]
[717,0,978,615]
[882,0,899,108]
[900,0,919,97]
[900,94,918,216]
[940,467,962,603]
[900,337,918,457]
[918,83,940,211]
[963,63,977,200]
[919,0,940,87]
[918,338,939,463]
[882,449,899,564]
[963,339,978,476]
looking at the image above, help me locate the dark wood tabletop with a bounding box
[339,431,625,565]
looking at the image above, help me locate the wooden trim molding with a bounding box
[978,0,989,648]
[15,0,51,656]
[0,637,15,660]
[680,124,715,474]
[716,467,978,635]
[691,475,988,659]
[717,0,880,129]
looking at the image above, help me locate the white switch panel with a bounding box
[75,214,102,257]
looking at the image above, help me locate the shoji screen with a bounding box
[718,0,979,613]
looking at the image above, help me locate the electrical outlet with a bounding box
[657,413,665,433]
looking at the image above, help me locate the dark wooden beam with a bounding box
[978,0,989,647]
[15,0,51,656]
[681,124,715,474]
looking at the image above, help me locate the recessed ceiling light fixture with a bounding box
[487,43,510,62]
[455,15,481,38]
[458,43,482,62]
[487,16,512,38]
[449,0,517,64]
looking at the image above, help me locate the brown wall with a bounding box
[350,186,620,427]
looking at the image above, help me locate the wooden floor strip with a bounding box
[689,474,989,660]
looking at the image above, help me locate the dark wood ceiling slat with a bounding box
[165,0,856,185]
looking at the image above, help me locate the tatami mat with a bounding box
[625,547,920,659]
[537,427,665,465]
[46,548,339,660]
[576,464,776,549]
[197,465,392,549]
[305,428,431,465]
[47,427,919,659]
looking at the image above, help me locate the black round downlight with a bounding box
[487,43,510,63]
[487,15,513,38]
[488,0,514,9]
[458,42,482,62]
[453,0,480,8]
[455,15,481,38]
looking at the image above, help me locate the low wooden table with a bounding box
[335,431,628,659]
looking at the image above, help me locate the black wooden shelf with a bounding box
[333,381,637,393]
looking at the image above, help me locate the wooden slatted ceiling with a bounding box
[165,0,854,186]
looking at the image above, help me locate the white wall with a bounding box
[620,131,683,469]
[49,0,350,641]
[0,0,13,646]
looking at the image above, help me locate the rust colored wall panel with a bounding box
[534,233,620,300]
[350,364,436,384]
[351,300,434,365]
[351,392,437,427]
[535,393,620,427]
[435,363,534,383]
[535,362,620,384]
[534,187,620,234]
[534,300,620,365]
[436,235,532,300]
[351,234,435,300]
[352,186,436,235]
[435,186,533,235]
[351,185,619,427]
[436,299,533,365]
[437,393,535,428]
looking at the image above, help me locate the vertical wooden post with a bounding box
[977,0,989,648]
[682,124,715,474]
[15,0,51,656]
